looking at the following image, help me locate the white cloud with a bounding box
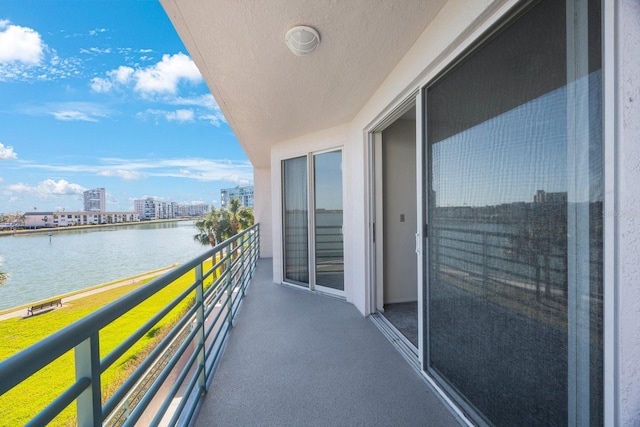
[97,169,144,180]
[20,102,111,122]
[134,53,201,94]
[51,110,98,122]
[169,94,227,127]
[91,65,134,92]
[92,53,202,95]
[200,114,224,127]
[0,20,83,82]
[0,20,44,65]
[89,28,107,36]
[166,109,195,122]
[5,179,87,199]
[80,47,112,55]
[139,108,196,123]
[20,102,110,122]
[0,142,17,160]
[8,157,253,186]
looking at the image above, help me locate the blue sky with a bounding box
[0,0,252,214]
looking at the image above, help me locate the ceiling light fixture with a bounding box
[285,25,320,56]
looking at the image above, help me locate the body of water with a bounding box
[0,221,209,311]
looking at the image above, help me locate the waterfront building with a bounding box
[160,0,640,424]
[176,202,209,217]
[83,188,106,212]
[220,186,254,208]
[133,197,158,220]
[134,197,208,219]
[23,211,140,228]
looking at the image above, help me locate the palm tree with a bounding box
[227,197,254,236]
[194,207,224,248]
[193,199,254,248]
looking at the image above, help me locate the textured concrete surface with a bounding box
[194,259,458,427]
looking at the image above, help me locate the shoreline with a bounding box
[0,218,196,237]
[0,264,179,320]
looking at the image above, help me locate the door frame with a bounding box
[281,147,346,298]
[366,90,423,358]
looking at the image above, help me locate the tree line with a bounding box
[193,197,254,247]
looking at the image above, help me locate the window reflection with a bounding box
[425,0,602,424]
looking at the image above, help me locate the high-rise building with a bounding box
[83,188,106,212]
[133,197,157,220]
[220,186,254,208]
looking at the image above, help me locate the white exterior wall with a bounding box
[254,167,272,258]
[270,0,510,315]
[615,0,640,424]
[267,0,638,422]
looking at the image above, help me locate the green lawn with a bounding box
[0,266,207,426]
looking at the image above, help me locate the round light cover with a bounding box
[285,26,320,56]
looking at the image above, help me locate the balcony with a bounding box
[194,260,457,426]
[0,224,458,426]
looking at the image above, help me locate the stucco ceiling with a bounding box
[161,0,447,167]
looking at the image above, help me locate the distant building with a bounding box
[133,197,158,220]
[221,186,254,208]
[83,188,106,212]
[176,202,210,217]
[533,190,568,204]
[23,211,140,228]
[134,197,209,219]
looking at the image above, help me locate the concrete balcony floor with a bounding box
[194,260,459,426]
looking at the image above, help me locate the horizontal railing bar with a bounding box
[123,328,202,426]
[150,338,203,426]
[25,377,91,427]
[166,363,204,427]
[101,277,200,372]
[102,300,199,418]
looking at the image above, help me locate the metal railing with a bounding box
[0,224,260,426]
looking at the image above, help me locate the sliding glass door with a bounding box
[283,156,309,285]
[283,150,344,294]
[314,151,344,292]
[424,0,602,425]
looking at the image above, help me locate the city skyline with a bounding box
[0,1,252,214]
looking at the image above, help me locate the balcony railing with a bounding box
[0,224,260,426]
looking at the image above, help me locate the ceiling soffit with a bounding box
[161,0,447,167]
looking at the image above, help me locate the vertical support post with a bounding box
[240,234,247,296]
[226,246,233,327]
[195,262,206,392]
[75,334,101,427]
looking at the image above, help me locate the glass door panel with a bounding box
[283,156,309,285]
[314,150,344,291]
[424,0,602,424]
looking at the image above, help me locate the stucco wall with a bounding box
[253,167,272,258]
[269,0,510,316]
[618,0,640,424]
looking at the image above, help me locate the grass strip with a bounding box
[0,262,212,426]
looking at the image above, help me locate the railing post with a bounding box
[195,262,206,392]
[226,246,233,326]
[240,234,247,296]
[75,333,101,427]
